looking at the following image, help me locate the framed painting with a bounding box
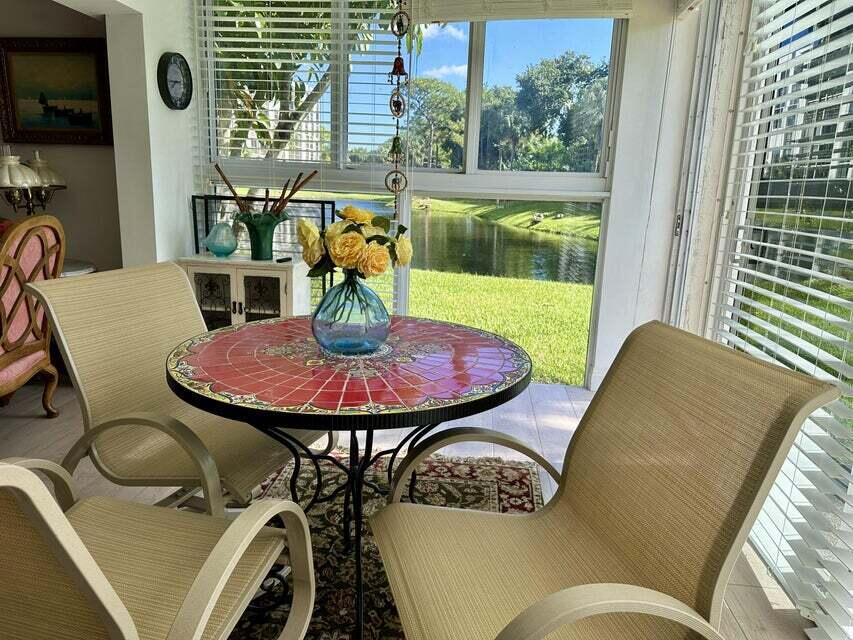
[0,38,112,145]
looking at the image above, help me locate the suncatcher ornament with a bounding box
[387,0,410,218]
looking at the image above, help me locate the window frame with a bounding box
[200,0,628,202]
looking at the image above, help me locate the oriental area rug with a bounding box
[230,454,545,640]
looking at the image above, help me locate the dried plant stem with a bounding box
[213,163,250,213]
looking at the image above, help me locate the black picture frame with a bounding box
[0,37,113,146]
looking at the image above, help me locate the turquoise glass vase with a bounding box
[312,270,391,355]
[204,222,238,257]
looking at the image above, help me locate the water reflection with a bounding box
[413,212,598,285]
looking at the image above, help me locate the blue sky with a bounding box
[414,19,614,91]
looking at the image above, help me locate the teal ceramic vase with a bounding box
[204,222,238,257]
[312,270,391,355]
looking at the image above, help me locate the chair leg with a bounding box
[42,364,59,419]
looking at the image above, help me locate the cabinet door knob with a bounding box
[232,301,237,314]
[238,302,244,315]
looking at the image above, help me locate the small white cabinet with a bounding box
[178,254,311,329]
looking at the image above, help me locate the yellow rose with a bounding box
[328,231,367,269]
[358,241,391,278]
[395,235,413,266]
[297,218,320,247]
[360,224,387,240]
[339,205,375,224]
[297,219,325,266]
[302,240,325,267]
[324,220,350,246]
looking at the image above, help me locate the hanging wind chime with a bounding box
[387,0,410,219]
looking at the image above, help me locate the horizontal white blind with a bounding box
[410,0,631,23]
[195,0,403,311]
[196,0,399,168]
[197,0,336,163]
[710,2,853,639]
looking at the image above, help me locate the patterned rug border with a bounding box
[261,452,546,510]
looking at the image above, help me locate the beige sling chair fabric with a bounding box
[26,262,324,509]
[372,321,839,640]
[0,459,315,640]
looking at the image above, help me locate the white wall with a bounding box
[0,0,122,270]
[54,0,197,266]
[588,0,701,388]
[106,0,196,265]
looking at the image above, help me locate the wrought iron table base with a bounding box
[258,424,440,640]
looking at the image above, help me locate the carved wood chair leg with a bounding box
[41,364,59,418]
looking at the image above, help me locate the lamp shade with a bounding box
[0,153,40,188]
[25,150,66,187]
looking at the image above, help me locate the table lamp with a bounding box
[0,146,66,215]
[26,150,67,211]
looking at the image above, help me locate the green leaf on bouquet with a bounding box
[307,263,330,278]
[371,215,392,232]
[307,254,334,278]
[396,224,408,238]
[366,235,390,245]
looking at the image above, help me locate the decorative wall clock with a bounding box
[157,52,193,110]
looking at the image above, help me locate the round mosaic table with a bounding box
[166,315,532,640]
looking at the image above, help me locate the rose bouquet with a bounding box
[296,204,412,279]
[297,205,413,355]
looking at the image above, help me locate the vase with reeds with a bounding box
[214,163,318,261]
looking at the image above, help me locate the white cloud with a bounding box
[423,64,468,79]
[421,23,465,41]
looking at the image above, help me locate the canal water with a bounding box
[333,199,599,286]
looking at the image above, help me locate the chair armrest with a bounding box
[495,583,726,640]
[0,462,139,640]
[62,412,224,516]
[0,457,77,510]
[167,499,315,640]
[388,427,561,503]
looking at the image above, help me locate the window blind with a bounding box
[409,0,631,23]
[195,0,403,312]
[709,2,853,639]
[196,0,400,168]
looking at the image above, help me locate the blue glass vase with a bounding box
[312,270,391,355]
[204,222,238,257]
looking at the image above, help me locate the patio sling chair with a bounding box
[26,262,328,516]
[372,321,839,640]
[0,215,65,417]
[0,457,314,640]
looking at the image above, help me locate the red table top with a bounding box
[166,316,532,430]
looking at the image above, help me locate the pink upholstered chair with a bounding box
[0,215,65,417]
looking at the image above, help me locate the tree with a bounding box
[407,78,465,169]
[216,0,422,160]
[478,86,529,170]
[516,52,608,171]
[516,134,570,171]
[516,51,607,136]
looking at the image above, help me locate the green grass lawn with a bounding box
[409,269,593,385]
